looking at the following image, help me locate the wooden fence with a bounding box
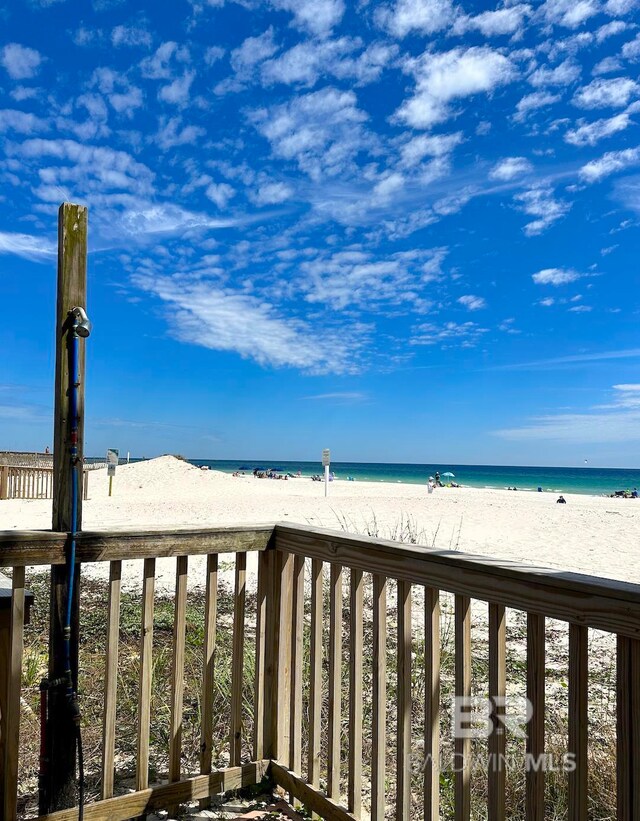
[0,468,89,502]
[1,523,639,820]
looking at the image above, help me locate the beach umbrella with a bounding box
[442,471,455,478]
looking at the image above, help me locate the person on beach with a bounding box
[435,471,441,487]
[557,495,566,504]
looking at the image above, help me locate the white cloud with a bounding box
[1,43,42,80]
[514,90,561,120]
[605,0,640,14]
[622,34,640,60]
[539,296,555,306]
[528,58,580,88]
[251,87,369,180]
[140,41,190,80]
[298,247,439,312]
[204,46,225,65]
[111,25,152,48]
[568,304,592,312]
[458,294,486,310]
[596,20,628,41]
[593,56,623,75]
[205,182,235,208]
[11,138,155,200]
[489,156,532,181]
[261,38,397,88]
[565,109,636,146]
[515,187,571,235]
[532,267,581,285]
[117,204,242,237]
[156,116,206,149]
[0,108,48,134]
[454,5,531,37]
[396,47,516,129]
[399,132,463,166]
[250,180,293,205]
[580,147,640,181]
[573,77,639,108]
[376,0,457,37]
[159,70,195,105]
[92,67,144,116]
[540,0,600,28]
[215,28,278,93]
[270,0,344,36]
[134,274,357,373]
[0,231,56,260]
[614,173,640,212]
[410,320,488,347]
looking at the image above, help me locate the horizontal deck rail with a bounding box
[0,525,274,566]
[1,522,639,820]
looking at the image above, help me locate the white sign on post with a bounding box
[107,449,119,494]
[322,448,330,497]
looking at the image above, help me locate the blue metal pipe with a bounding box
[64,328,80,693]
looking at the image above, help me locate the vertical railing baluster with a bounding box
[200,553,218,808]
[488,603,506,821]
[371,574,387,821]
[328,563,343,801]
[568,623,588,820]
[424,587,440,821]
[136,557,155,791]
[348,568,363,818]
[616,636,640,820]
[276,551,294,763]
[397,580,412,821]
[455,594,471,821]
[230,552,247,766]
[290,555,305,776]
[254,552,267,761]
[101,560,122,799]
[308,559,323,793]
[2,566,25,821]
[526,613,545,821]
[169,556,188,782]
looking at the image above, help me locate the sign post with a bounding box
[107,448,119,496]
[322,448,330,497]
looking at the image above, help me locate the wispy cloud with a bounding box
[494,384,640,443]
[0,231,56,260]
[490,349,640,370]
[302,391,367,402]
[133,272,362,374]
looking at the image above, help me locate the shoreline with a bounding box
[190,459,640,498]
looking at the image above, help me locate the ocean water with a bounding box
[189,459,640,497]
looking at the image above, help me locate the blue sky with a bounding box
[0,0,639,466]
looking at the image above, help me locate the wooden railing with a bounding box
[0,467,89,502]
[1,523,639,820]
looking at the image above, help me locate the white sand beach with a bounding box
[1,456,639,588]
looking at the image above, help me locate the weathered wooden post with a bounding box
[41,202,88,813]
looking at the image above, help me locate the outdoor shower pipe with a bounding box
[64,306,91,686]
[66,305,91,818]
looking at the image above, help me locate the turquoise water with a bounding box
[189,460,640,497]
